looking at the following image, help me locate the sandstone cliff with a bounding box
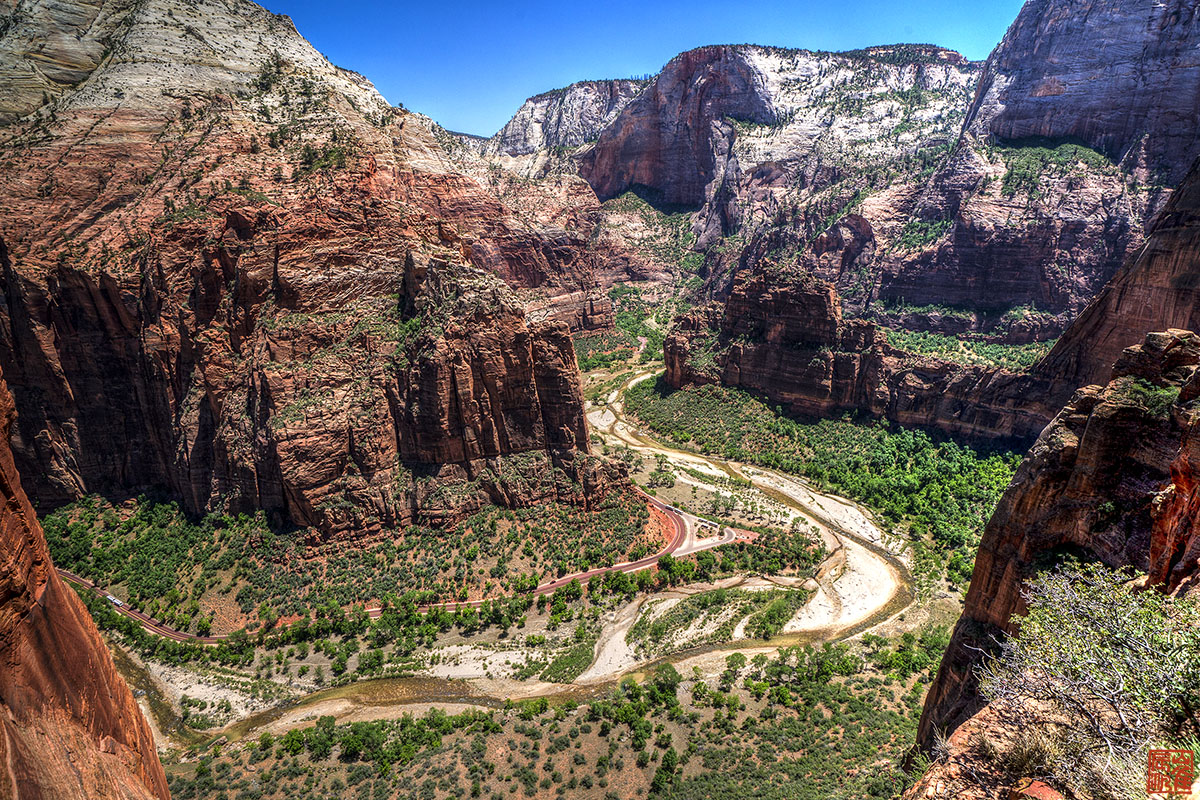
[578,44,979,258]
[0,0,623,538]
[917,329,1200,748]
[485,79,647,157]
[563,15,1196,336]
[663,265,1057,443]
[1037,157,1200,395]
[875,0,1200,330]
[965,0,1200,187]
[0,367,168,800]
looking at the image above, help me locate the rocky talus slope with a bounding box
[916,329,1200,750]
[0,366,168,800]
[0,0,624,539]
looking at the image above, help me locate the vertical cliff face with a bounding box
[0,368,168,800]
[577,44,979,254]
[578,45,778,208]
[663,265,1058,444]
[873,0,1200,328]
[1036,158,1200,395]
[485,79,648,157]
[565,11,1198,333]
[917,330,1200,747]
[965,0,1200,186]
[0,0,622,539]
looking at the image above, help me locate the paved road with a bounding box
[57,486,743,646]
[59,569,222,644]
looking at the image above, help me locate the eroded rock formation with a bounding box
[0,367,168,800]
[663,265,1057,443]
[1037,157,1200,394]
[560,6,1200,335]
[485,79,647,157]
[875,0,1200,328]
[965,0,1200,186]
[0,0,624,539]
[917,329,1200,748]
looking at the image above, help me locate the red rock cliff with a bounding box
[0,367,168,800]
[663,265,1058,444]
[0,0,623,538]
[917,329,1200,748]
[1037,157,1200,395]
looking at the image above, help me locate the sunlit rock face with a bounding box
[0,0,625,540]
[0,366,169,800]
[918,329,1200,748]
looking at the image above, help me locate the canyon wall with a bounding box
[660,0,1200,445]
[485,79,647,157]
[0,367,168,800]
[965,0,1200,186]
[562,14,1200,335]
[0,0,624,539]
[917,329,1200,748]
[876,0,1200,325]
[1037,157,1200,393]
[663,265,1058,444]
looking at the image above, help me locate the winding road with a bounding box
[62,368,910,655]
[58,486,744,646]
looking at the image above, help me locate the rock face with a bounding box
[875,0,1200,326]
[485,79,647,157]
[564,17,1197,335]
[0,367,168,800]
[657,0,1200,445]
[966,0,1200,186]
[578,44,981,254]
[917,329,1200,748]
[0,0,623,539]
[664,266,1057,444]
[1037,157,1200,395]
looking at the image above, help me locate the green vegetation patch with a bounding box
[45,490,654,634]
[896,217,952,251]
[1116,377,1181,418]
[166,633,941,800]
[884,327,1057,371]
[981,564,1200,798]
[995,139,1114,199]
[625,378,1018,577]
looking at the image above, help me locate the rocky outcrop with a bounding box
[876,0,1200,327]
[0,0,623,539]
[664,266,1057,444]
[579,46,778,208]
[578,45,978,251]
[965,0,1200,186]
[485,79,647,157]
[0,367,168,800]
[917,329,1200,748]
[565,1,1200,336]
[1036,157,1200,395]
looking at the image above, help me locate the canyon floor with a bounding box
[107,361,929,756]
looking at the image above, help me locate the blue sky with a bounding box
[265,0,1026,137]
